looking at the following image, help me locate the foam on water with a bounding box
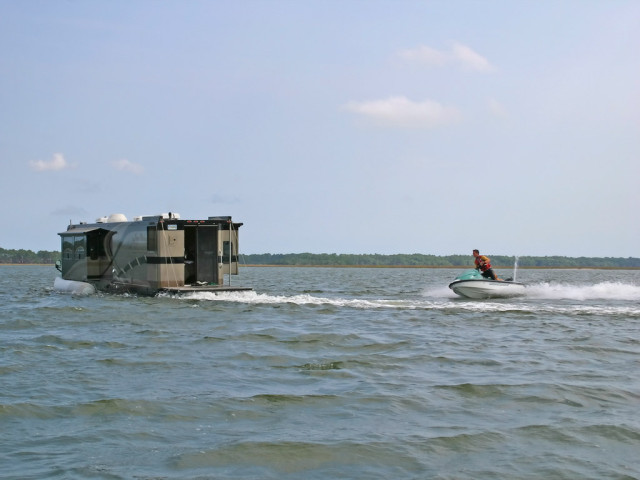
[169,282,640,317]
[174,290,412,309]
[424,281,640,302]
[524,281,640,301]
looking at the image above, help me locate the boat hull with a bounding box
[449,279,526,299]
[53,277,252,296]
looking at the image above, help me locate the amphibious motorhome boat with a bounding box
[448,269,526,299]
[54,212,251,295]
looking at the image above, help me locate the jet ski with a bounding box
[448,269,526,299]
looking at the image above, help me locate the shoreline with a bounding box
[2,264,639,270]
[242,264,640,270]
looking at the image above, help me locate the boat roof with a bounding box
[58,226,109,236]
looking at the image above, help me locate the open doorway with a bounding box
[184,225,219,285]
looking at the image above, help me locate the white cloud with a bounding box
[29,153,71,171]
[452,43,493,72]
[398,45,447,67]
[112,158,144,174]
[344,96,462,128]
[399,43,494,72]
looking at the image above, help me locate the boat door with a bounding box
[184,225,219,285]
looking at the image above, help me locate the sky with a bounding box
[1,0,638,257]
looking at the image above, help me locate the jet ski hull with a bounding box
[449,279,526,299]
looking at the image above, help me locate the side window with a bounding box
[223,241,232,260]
[147,226,157,251]
[74,236,86,260]
[63,237,73,260]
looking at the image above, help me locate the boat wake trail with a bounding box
[524,281,640,301]
[175,290,410,309]
[425,281,640,302]
[168,285,640,317]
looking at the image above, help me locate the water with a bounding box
[1,265,639,479]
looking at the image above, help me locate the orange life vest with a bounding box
[475,255,491,272]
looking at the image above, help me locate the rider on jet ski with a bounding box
[473,249,501,281]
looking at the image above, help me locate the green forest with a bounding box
[240,253,640,268]
[0,248,60,264]
[1,247,638,268]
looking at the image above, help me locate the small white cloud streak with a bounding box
[399,42,494,72]
[451,43,493,72]
[29,153,71,171]
[344,96,462,128]
[398,45,447,66]
[112,158,144,174]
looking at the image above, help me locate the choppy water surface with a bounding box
[1,265,639,479]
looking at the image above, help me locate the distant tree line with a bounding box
[2,247,638,268]
[0,248,60,264]
[240,253,640,268]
